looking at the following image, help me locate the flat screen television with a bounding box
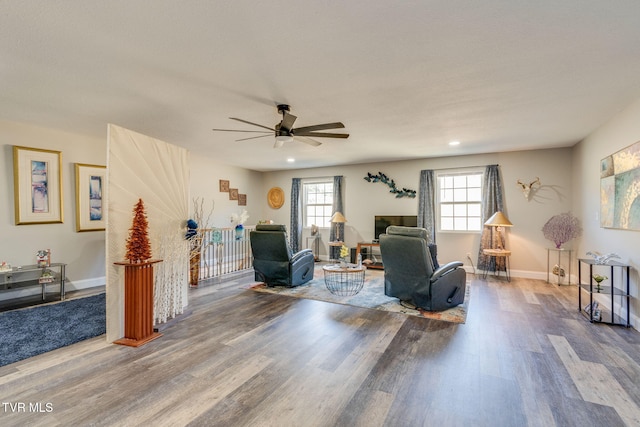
[374,215,418,240]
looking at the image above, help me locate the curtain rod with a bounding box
[424,164,498,172]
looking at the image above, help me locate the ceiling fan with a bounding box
[212,104,349,148]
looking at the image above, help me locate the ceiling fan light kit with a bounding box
[212,104,349,148]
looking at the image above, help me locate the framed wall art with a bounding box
[75,163,106,232]
[238,194,247,206]
[229,188,238,200]
[219,179,229,192]
[600,140,640,230]
[13,145,63,225]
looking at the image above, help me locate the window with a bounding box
[303,180,333,228]
[437,171,483,231]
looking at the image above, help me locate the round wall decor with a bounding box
[267,187,285,209]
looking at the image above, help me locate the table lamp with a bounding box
[484,211,513,250]
[330,211,347,242]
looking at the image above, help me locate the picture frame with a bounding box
[238,194,247,206]
[75,163,106,232]
[229,188,238,200]
[219,179,229,192]
[13,145,63,225]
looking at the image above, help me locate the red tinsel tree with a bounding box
[125,199,152,263]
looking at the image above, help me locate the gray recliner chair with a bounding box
[250,224,315,287]
[379,226,466,311]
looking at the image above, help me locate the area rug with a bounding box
[250,266,470,324]
[0,293,106,367]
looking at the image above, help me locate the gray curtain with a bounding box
[290,178,302,253]
[477,165,506,272]
[417,169,436,244]
[330,175,344,259]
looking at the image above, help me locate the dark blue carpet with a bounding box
[0,293,106,367]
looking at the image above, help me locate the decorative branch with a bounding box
[186,198,214,261]
[541,212,582,249]
[364,172,416,198]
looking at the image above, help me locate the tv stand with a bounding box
[356,242,383,269]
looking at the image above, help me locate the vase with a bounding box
[235,224,244,240]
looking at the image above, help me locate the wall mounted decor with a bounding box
[600,140,640,230]
[238,194,247,206]
[229,188,238,200]
[75,163,106,232]
[219,179,229,192]
[13,145,63,225]
[364,172,416,198]
[516,177,540,200]
[268,187,285,209]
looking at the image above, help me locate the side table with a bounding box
[547,248,572,285]
[356,242,383,269]
[322,264,366,296]
[482,249,511,281]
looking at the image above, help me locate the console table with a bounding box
[0,263,66,303]
[577,258,630,327]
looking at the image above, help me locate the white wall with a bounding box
[572,97,640,326]
[259,147,574,277]
[189,155,264,229]
[0,120,106,297]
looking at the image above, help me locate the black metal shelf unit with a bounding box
[577,258,630,327]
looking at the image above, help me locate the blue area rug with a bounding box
[250,265,470,324]
[0,293,106,367]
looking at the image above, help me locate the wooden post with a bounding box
[113,259,163,347]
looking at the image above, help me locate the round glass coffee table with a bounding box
[322,264,366,296]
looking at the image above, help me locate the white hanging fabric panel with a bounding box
[106,124,190,342]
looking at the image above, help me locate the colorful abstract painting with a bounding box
[31,160,49,213]
[89,175,103,221]
[600,140,640,230]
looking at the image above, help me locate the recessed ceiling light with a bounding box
[287,158,295,163]
[449,140,461,146]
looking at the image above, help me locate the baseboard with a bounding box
[67,276,106,291]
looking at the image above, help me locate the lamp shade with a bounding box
[484,211,513,227]
[330,212,347,223]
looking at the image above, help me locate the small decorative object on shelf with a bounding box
[231,209,249,240]
[125,199,152,263]
[542,212,582,249]
[592,274,607,292]
[36,249,51,268]
[339,244,349,267]
[586,251,620,265]
[38,269,54,284]
[0,262,11,272]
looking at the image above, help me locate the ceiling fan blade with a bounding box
[295,136,322,147]
[293,131,349,139]
[293,122,345,133]
[236,134,273,142]
[280,112,297,132]
[212,128,271,133]
[229,117,274,131]
[273,139,285,148]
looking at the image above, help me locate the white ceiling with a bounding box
[2,1,640,172]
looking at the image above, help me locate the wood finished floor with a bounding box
[1,274,640,426]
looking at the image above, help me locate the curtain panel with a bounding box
[418,169,436,244]
[290,178,302,253]
[330,176,344,260]
[477,164,506,272]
